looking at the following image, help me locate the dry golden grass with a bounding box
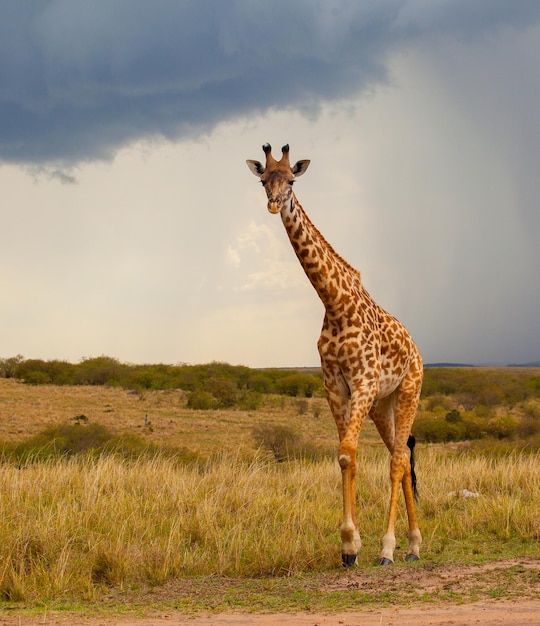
[1,448,539,604]
[0,378,383,457]
[1,377,539,608]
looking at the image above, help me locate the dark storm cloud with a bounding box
[1,0,540,164]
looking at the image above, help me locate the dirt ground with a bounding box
[2,601,540,626]
[2,558,539,626]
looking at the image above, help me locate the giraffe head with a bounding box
[246,144,310,214]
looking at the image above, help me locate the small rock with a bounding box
[448,489,480,498]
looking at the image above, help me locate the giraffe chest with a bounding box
[318,316,415,399]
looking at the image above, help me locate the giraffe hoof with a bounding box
[377,557,393,566]
[342,554,357,567]
[405,553,420,562]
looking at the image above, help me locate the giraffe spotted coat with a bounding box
[247,144,423,566]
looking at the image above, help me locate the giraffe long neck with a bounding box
[281,194,361,319]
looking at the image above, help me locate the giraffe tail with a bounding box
[407,434,418,501]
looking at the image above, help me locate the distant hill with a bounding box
[424,361,540,368]
[281,362,540,370]
[424,362,475,368]
[507,361,540,367]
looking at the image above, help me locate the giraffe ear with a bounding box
[246,160,265,177]
[292,160,310,177]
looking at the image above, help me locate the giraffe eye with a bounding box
[289,180,295,185]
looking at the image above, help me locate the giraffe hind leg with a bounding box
[370,390,422,565]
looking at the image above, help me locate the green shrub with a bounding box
[413,415,473,443]
[425,394,454,412]
[22,371,52,385]
[206,377,237,408]
[0,355,24,378]
[75,356,123,386]
[461,417,485,440]
[187,390,218,410]
[252,424,330,462]
[248,373,273,393]
[238,391,263,410]
[422,368,539,406]
[1,423,202,466]
[276,374,322,397]
[445,409,462,423]
[486,416,517,440]
[519,416,540,438]
[4,424,122,463]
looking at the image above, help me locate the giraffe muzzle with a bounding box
[267,201,281,214]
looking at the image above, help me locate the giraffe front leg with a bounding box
[319,346,370,567]
[339,446,361,566]
[336,390,374,567]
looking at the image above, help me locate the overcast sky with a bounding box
[1,1,539,368]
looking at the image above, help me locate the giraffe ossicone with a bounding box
[247,143,424,567]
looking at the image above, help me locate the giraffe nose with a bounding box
[267,200,281,214]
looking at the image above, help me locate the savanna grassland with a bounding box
[0,360,539,620]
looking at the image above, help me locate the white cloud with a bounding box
[228,221,307,293]
[225,246,240,268]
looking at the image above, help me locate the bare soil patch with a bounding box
[3,601,540,626]
[2,558,539,625]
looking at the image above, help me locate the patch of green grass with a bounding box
[2,558,540,619]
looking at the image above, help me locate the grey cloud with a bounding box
[2,0,540,165]
[48,168,77,185]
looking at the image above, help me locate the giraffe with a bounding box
[246,143,423,566]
